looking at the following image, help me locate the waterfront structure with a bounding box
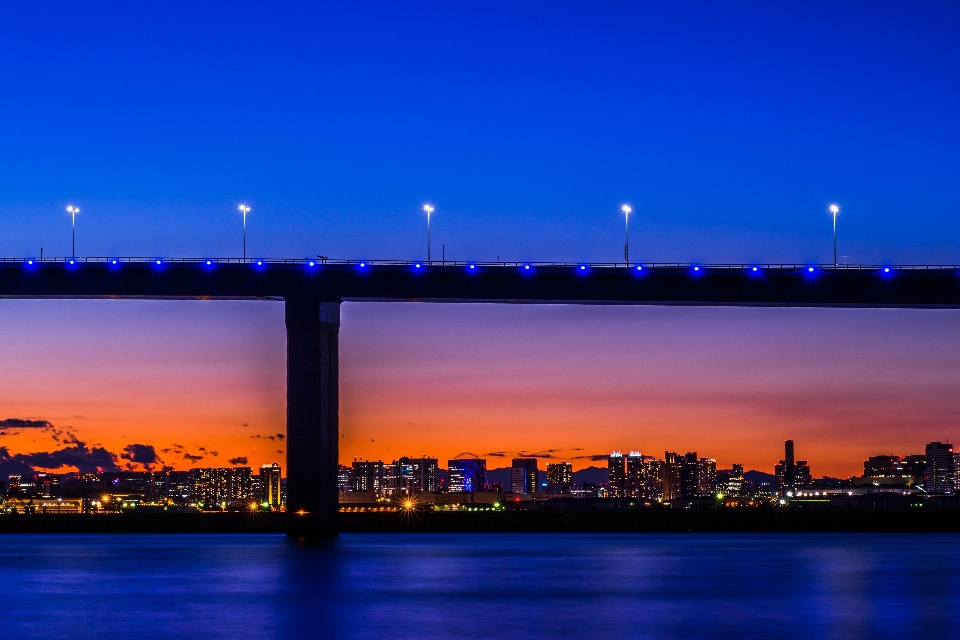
[511,458,538,495]
[261,463,282,507]
[924,442,955,496]
[449,455,487,493]
[6,259,959,536]
[607,452,625,498]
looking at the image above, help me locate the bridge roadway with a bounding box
[3,257,960,537]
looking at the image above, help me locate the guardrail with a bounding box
[1,257,958,271]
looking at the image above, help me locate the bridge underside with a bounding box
[3,261,960,537]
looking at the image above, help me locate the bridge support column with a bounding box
[285,296,340,538]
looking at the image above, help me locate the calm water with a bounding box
[2,533,958,639]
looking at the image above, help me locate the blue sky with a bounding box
[2,1,959,263]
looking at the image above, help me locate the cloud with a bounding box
[121,444,158,465]
[276,433,285,440]
[0,447,37,476]
[6,445,121,474]
[183,453,204,463]
[0,418,52,429]
[486,452,506,457]
[229,456,248,465]
[573,454,611,462]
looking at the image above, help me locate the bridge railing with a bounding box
[1,257,959,271]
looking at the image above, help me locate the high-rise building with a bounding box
[924,442,955,496]
[776,440,811,495]
[351,460,384,495]
[260,463,282,506]
[697,458,717,495]
[230,467,254,503]
[643,457,663,501]
[724,464,744,497]
[624,452,644,498]
[511,458,538,494]
[167,471,192,504]
[338,465,353,492]
[547,462,573,491]
[192,468,231,507]
[662,452,680,501]
[679,452,699,497]
[448,456,487,493]
[607,452,625,498]
[148,471,168,503]
[401,457,438,493]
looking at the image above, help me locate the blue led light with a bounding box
[359,262,365,267]
[883,267,890,273]
[308,261,315,266]
[111,259,118,265]
[636,265,642,271]
[808,267,814,272]
[469,264,476,270]
[693,266,700,271]
[752,267,758,272]
[415,263,421,268]
[69,260,75,265]
[256,260,263,266]
[524,265,530,270]
[27,260,33,265]
[206,260,212,265]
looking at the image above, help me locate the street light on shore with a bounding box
[621,204,632,264]
[829,203,840,266]
[66,206,80,258]
[238,205,251,260]
[423,204,434,263]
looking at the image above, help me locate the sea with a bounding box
[2,533,958,639]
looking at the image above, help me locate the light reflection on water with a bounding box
[2,533,958,639]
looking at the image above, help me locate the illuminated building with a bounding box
[229,467,254,502]
[351,460,384,495]
[724,464,744,497]
[192,469,231,507]
[775,440,811,495]
[401,457,438,493]
[338,465,353,492]
[643,457,663,501]
[449,455,487,493]
[662,452,680,501]
[149,471,168,503]
[924,442,955,496]
[511,458,538,495]
[166,471,192,504]
[679,452,699,497]
[863,455,925,483]
[698,458,717,495]
[626,452,644,498]
[261,463,282,506]
[607,452,625,498]
[547,462,573,492]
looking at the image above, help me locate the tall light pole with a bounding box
[239,205,251,260]
[621,204,632,264]
[423,204,434,264]
[66,206,79,258]
[829,203,840,267]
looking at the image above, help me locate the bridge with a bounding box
[3,256,959,537]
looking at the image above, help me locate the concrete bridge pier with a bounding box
[284,296,340,538]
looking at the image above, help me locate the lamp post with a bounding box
[66,206,80,258]
[238,205,251,261]
[829,203,840,266]
[423,204,434,264]
[621,204,632,264]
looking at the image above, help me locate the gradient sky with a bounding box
[2,2,960,478]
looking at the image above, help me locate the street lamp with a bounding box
[66,206,80,258]
[621,204,632,264]
[828,203,840,266]
[238,205,251,260]
[423,204,434,264]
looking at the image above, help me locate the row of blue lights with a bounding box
[18,260,902,276]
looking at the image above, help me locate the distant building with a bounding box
[776,440,811,495]
[260,463,282,506]
[863,455,925,484]
[643,457,663,501]
[924,442,954,496]
[192,468,231,507]
[626,452,644,498]
[449,456,487,493]
[698,458,717,495]
[607,452,625,498]
[338,465,353,492]
[662,452,680,501]
[401,457,438,493]
[511,458,538,495]
[724,464,744,497]
[167,471,192,504]
[679,452,699,497]
[230,467,254,503]
[351,460,384,495]
[547,462,573,492]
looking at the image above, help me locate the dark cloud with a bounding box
[121,444,158,465]
[0,418,52,429]
[209,451,219,457]
[229,456,248,465]
[276,433,285,440]
[183,453,204,463]
[276,450,283,454]
[573,454,611,462]
[1,444,121,474]
[241,423,249,427]
[486,452,506,457]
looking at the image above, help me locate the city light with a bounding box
[66,205,79,258]
[423,204,435,264]
[238,204,251,260]
[828,203,840,266]
[621,204,632,265]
